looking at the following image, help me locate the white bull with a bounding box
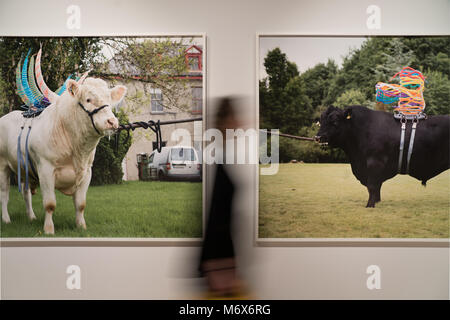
[0,78,127,234]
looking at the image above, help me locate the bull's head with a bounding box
[66,78,127,136]
[315,106,352,147]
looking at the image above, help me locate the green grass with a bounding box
[1,181,202,238]
[259,163,449,238]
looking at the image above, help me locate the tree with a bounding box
[402,37,450,75]
[91,111,132,185]
[300,59,338,109]
[100,38,191,112]
[373,38,415,82]
[335,89,370,109]
[260,47,313,134]
[0,37,105,115]
[423,70,450,115]
[324,37,393,105]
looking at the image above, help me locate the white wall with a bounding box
[1,0,449,299]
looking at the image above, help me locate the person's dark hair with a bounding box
[215,97,236,126]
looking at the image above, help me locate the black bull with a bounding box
[315,106,449,208]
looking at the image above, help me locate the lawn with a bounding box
[1,181,202,238]
[259,163,449,238]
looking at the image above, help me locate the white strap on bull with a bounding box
[397,115,420,174]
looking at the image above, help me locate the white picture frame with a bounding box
[255,33,449,248]
[1,33,207,247]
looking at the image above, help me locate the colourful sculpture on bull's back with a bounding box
[15,45,89,117]
[375,67,426,116]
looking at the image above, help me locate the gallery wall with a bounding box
[1,0,449,299]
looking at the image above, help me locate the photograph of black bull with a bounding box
[315,105,449,207]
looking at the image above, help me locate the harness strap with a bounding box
[398,120,406,173]
[78,102,108,135]
[25,125,38,180]
[406,120,418,174]
[17,126,25,192]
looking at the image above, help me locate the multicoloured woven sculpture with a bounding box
[16,45,90,116]
[375,67,426,115]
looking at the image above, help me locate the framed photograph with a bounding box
[256,34,449,247]
[1,34,206,246]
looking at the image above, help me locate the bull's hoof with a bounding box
[44,223,54,235]
[76,222,87,230]
[366,203,376,208]
[29,214,37,221]
[76,217,86,230]
[2,216,11,224]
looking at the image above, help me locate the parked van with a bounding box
[148,146,202,181]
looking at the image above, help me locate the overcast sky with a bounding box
[259,37,367,79]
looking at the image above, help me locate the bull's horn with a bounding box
[21,49,40,106]
[77,69,92,84]
[35,46,58,103]
[15,55,31,107]
[27,54,45,103]
[55,74,74,96]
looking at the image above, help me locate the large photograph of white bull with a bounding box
[0,36,204,238]
[258,35,449,239]
[0,77,126,234]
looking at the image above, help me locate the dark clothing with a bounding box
[199,164,235,274]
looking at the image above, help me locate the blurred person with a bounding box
[199,97,249,298]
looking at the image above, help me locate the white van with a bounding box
[148,146,201,181]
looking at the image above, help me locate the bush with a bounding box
[335,89,370,109]
[91,111,132,185]
[278,124,348,163]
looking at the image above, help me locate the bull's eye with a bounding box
[86,98,91,103]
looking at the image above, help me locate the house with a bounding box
[103,43,204,181]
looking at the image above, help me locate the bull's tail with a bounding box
[421,180,427,187]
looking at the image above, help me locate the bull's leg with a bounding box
[366,181,382,208]
[0,166,11,223]
[365,158,385,208]
[73,168,91,230]
[374,187,381,203]
[39,165,56,235]
[21,183,36,221]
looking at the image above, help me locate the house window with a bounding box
[192,87,202,114]
[151,88,163,113]
[185,45,202,72]
[188,56,201,71]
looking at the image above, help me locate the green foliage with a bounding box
[335,89,370,109]
[324,37,392,105]
[402,37,450,74]
[91,111,132,186]
[300,59,338,108]
[103,38,191,111]
[0,37,105,114]
[373,38,415,82]
[0,76,9,117]
[278,125,347,163]
[423,70,450,115]
[260,47,313,134]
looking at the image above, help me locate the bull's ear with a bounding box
[66,79,80,98]
[110,85,127,106]
[344,108,352,120]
